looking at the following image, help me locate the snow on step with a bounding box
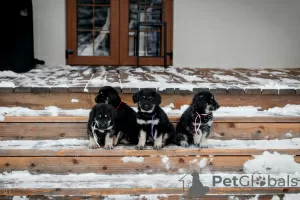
[1,138,300,150]
[1,104,300,121]
[1,171,299,189]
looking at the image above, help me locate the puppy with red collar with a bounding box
[95,86,139,146]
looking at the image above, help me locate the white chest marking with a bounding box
[137,118,160,125]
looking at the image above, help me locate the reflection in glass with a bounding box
[128,0,163,56]
[77,1,110,56]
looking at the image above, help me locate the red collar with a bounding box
[115,101,123,111]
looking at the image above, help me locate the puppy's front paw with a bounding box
[89,138,99,149]
[180,141,189,148]
[154,144,162,150]
[135,145,144,150]
[104,144,114,150]
[89,144,99,149]
[200,144,209,149]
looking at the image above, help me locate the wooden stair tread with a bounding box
[4,195,290,200]
[1,139,300,156]
[1,147,300,157]
[2,115,300,122]
[1,171,300,195]
[0,188,299,196]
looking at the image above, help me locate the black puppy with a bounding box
[95,86,139,145]
[175,91,220,148]
[87,103,118,149]
[133,89,175,150]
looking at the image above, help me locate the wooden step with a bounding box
[0,195,291,200]
[1,92,300,110]
[1,155,299,174]
[1,138,300,174]
[0,187,299,197]
[1,171,300,196]
[1,116,299,140]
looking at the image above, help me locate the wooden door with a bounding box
[66,0,173,66]
[119,0,173,66]
[66,0,120,65]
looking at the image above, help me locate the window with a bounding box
[66,0,173,66]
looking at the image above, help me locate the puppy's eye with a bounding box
[211,96,214,100]
[104,115,107,118]
[142,96,146,99]
[149,97,153,101]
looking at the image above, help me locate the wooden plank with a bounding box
[0,121,299,140]
[0,195,283,200]
[1,93,300,110]
[1,149,300,157]
[1,156,300,174]
[2,116,300,123]
[0,156,252,174]
[0,188,299,196]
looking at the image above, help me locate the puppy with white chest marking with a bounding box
[87,103,118,150]
[95,86,139,145]
[133,89,175,150]
[175,91,220,148]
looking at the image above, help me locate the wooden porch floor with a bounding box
[0,66,299,94]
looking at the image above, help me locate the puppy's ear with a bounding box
[109,107,117,121]
[88,106,97,124]
[132,91,141,103]
[107,88,120,102]
[95,95,100,103]
[192,93,206,109]
[154,91,162,105]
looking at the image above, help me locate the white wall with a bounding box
[32,0,300,68]
[174,0,300,68]
[32,0,66,66]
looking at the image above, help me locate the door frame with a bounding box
[66,0,120,65]
[119,0,173,66]
[66,0,173,66]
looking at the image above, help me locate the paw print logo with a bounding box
[255,176,266,186]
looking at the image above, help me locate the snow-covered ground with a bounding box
[0,65,299,91]
[1,104,300,121]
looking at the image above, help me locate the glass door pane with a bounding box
[120,0,172,66]
[67,0,119,65]
[77,0,111,56]
[128,0,163,57]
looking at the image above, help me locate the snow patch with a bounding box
[1,139,300,150]
[285,133,293,138]
[272,196,280,200]
[0,81,15,87]
[284,194,300,200]
[243,151,300,174]
[103,194,168,200]
[12,197,29,200]
[162,156,171,170]
[121,156,144,163]
[248,195,260,200]
[1,104,300,121]
[264,104,300,116]
[71,99,79,103]
[198,158,208,168]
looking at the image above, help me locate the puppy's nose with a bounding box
[144,104,150,109]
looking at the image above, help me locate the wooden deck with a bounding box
[1,66,300,199]
[0,66,299,94]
